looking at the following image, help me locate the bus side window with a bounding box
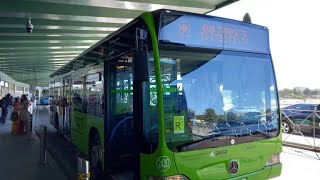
[81,76,88,113]
[86,73,104,118]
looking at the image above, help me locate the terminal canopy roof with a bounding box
[0,0,237,86]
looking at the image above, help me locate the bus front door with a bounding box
[105,59,139,178]
[63,76,71,137]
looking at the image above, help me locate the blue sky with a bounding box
[209,0,320,90]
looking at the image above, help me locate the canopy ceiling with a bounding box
[0,0,237,86]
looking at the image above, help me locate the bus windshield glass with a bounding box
[157,48,280,152]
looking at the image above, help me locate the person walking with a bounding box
[19,94,30,133]
[0,93,13,124]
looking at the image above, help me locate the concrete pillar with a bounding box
[29,85,36,99]
[14,85,17,96]
[13,84,16,97]
[0,80,3,98]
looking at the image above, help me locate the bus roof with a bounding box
[50,9,268,78]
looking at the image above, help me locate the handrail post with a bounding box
[313,107,316,151]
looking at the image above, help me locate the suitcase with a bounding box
[11,121,18,134]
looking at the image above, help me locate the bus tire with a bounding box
[89,133,103,179]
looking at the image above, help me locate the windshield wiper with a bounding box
[218,126,275,138]
[176,127,276,152]
[176,133,236,151]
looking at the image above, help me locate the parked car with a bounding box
[281,103,320,135]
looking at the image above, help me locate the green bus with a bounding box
[49,9,282,179]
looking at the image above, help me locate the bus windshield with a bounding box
[158,48,280,152]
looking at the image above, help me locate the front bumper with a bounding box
[228,163,282,180]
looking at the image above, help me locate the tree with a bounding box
[303,88,312,97]
[278,88,306,99]
[204,108,219,123]
[226,112,238,120]
[312,89,320,96]
[279,88,293,98]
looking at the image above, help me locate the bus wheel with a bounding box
[89,134,102,179]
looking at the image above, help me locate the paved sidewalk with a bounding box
[0,110,68,180]
[272,146,320,180]
[33,105,79,179]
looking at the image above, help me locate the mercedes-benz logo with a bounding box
[228,161,239,175]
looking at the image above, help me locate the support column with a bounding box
[14,85,17,97]
[13,84,16,97]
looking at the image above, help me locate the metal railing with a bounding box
[282,107,320,158]
[191,112,276,137]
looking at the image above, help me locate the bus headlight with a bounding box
[266,153,280,166]
[148,175,189,180]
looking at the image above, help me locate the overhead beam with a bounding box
[0,63,65,66]
[0,36,103,41]
[0,55,77,59]
[0,64,59,68]
[0,28,114,34]
[0,1,144,18]
[0,44,92,48]
[24,0,212,13]
[116,0,219,9]
[0,40,98,44]
[0,24,119,31]
[0,60,69,64]
[0,63,67,66]
[0,48,88,53]
[0,12,133,24]
[0,17,124,28]
[0,33,107,37]
[0,51,82,56]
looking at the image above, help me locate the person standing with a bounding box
[12,97,20,121]
[0,94,12,124]
[11,97,20,133]
[19,94,30,133]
